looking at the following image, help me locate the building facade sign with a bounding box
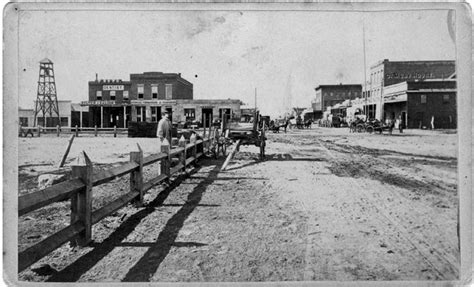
[81,100,122,106]
[386,72,434,80]
[131,100,177,105]
[103,85,124,91]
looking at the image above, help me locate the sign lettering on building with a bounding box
[103,85,124,91]
[132,100,177,105]
[386,73,434,80]
[81,100,117,106]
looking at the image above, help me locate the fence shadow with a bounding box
[122,164,221,281]
[46,166,209,282]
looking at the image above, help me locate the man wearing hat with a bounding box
[157,110,172,144]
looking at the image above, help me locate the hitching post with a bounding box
[37,126,41,137]
[75,125,79,137]
[114,126,117,138]
[56,125,60,137]
[161,138,171,182]
[130,144,144,206]
[70,151,93,246]
[94,125,98,137]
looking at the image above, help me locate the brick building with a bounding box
[368,59,456,119]
[83,72,241,128]
[312,84,362,119]
[383,78,456,129]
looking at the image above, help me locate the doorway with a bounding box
[202,108,213,128]
[165,107,173,122]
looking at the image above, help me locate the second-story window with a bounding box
[138,85,144,99]
[96,91,102,100]
[123,90,129,100]
[151,84,158,99]
[420,94,427,104]
[152,85,158,99]
[443,94,450,104]
[110,90,116,101]
[165,84,172,99]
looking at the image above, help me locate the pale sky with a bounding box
[17,8,455,117]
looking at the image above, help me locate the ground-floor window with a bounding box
[151,107,159,122]
[19,117,28,126]
[184,108,195,121]
[60,117,68,127]
[219,108,231,121]
[136,106,146,122]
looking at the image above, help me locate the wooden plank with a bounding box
[18,221,84,272]
[185,143,195,151]
[58,135,75,168]
[221,139,242,171]
[19,179,85,216]
[170,163,184,175]
[169,147,185,157]
[91,191,139,224]
[142,174,168,192]
[196,152,203,159]
[92,162,139,186]
[70,151,93,246]
[185,157,195,166]
[143,152,168,166]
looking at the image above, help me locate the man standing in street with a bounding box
[157,110,172,144]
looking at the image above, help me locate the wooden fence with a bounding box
[18,134,213,272]
[19,126,128,138]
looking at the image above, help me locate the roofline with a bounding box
[370,59,455,69]
[315,84,362,91]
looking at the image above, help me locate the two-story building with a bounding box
[83,72,241,128]
[383,78,456,129]
[368,59,455,119]
[312,84,362,119]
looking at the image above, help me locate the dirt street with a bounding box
[17,127,459,282]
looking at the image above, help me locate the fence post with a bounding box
[114,126,117,138]
[70,151,93,246]
[94,125,98,137]
[203,114,207,139]
[160,138,171,181]
[75,125,79,137]
[130,144,144,206]
[190,133,197,165]
[178,135,186,172]
[56,125,60,137]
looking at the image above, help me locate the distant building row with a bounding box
[20,72,243,128]
[311,59,456,129]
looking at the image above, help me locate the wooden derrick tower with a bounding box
[34,58,60,127]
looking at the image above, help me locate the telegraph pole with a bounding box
[362,14,368,118]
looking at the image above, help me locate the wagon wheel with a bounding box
[366,125,374,134]
[356,124,365,133]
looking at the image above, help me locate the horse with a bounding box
[304,119,313,129]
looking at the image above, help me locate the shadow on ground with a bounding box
[47,162,221,282]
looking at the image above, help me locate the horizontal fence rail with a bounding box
[19,126,128,138]
[18,133,214,272]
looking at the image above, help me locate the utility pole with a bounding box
[362,14,368,118]
[254,87,257,111]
